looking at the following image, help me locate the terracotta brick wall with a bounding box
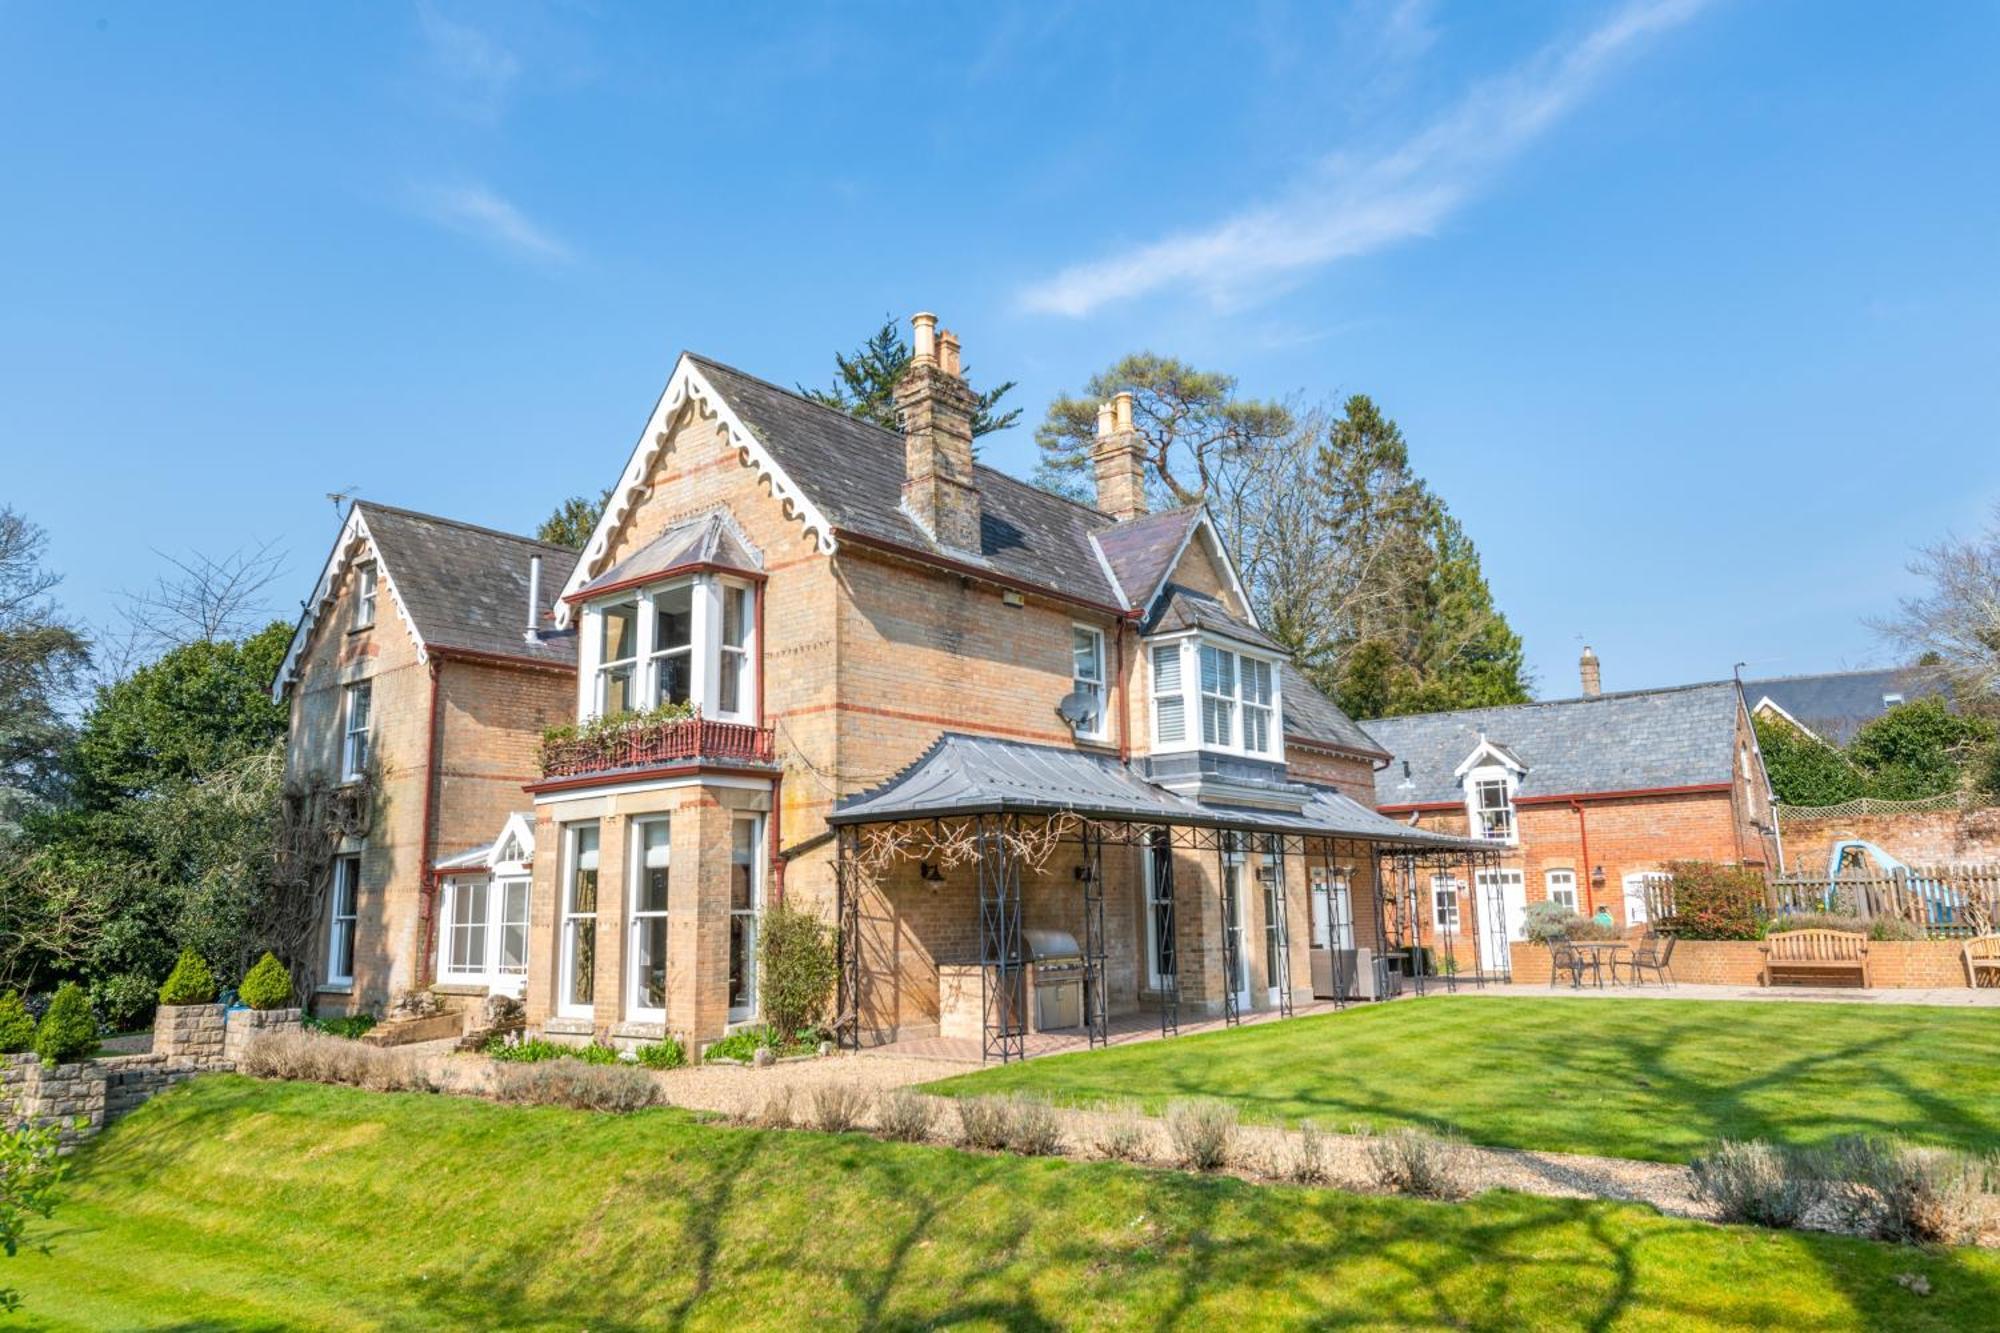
[1511,938,1978,988]
[1779,806,2000,871]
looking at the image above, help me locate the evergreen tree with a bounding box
[537,488,612,551]
[803,316,1021,438]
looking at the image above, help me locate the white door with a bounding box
[1474,869,1527,974]
[1222,847,1251,1010]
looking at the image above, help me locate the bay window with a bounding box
[728,815,764,1023]
[1150,636,1281,759]
[579,576,758,723]
[1071,625,1106,740]
[440,875,530,993]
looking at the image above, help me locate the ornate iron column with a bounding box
[1218,833,1242,1027]
[976,815,1026,1063]
[1079,822,1109,1049]
[1153,829,1179,1038]
[835,827,861,1051]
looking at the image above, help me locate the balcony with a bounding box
[538,715,776,782]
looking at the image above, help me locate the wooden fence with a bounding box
[1644,864,2000,938]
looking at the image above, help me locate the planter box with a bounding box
[223,1006,303,1060]
[154,1002,228,1066]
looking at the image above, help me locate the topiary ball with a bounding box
[238,952,295,1011]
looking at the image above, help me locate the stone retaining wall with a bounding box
[1508,937,1978,988]
[223,1007,303,1061]
[156,1002,229,1065]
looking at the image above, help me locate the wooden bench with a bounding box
[1760,930,1870,988]
[1965,935,2000,988]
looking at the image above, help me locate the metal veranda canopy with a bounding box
[830,734,1502,1063]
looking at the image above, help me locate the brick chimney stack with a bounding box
[895,312,981,552]
[1580,645,1602,698]
[1091,390,1148,522]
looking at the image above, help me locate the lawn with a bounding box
[925,996,2000,1163]
[13,1077,2000,1330]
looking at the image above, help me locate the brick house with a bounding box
[1362,650,1780,974]
[278,314,1492,1059]
[272,504,576,1013]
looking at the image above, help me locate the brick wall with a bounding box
[1779,806,2000,871]
[1510,937,1979,988]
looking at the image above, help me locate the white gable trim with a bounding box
[1084,532,1130,609]
[435,810,537,873]
[554,356,837,629]
[1452,737,1526,780]
[272,507,429,702]
[1140,508,1262,630]
[1748,694,1830,745]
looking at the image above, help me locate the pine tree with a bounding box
[802,316,1020,438]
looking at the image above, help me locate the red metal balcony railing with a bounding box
[539,716,776,780]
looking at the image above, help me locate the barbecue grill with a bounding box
[1022,928,1085,1031]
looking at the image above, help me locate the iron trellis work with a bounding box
[1313,841,1349,1011]
[1079,823,1110,1049]
[1217,834,1243,1027]
[1150,829,1180,1038]
[976,815,1027,1064]
[1261,833,1295,1019]
[835,827,861,1051]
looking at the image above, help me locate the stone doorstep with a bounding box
[361,1010,468,1048]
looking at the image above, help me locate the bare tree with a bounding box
[0,507,89,827]
[1878,502,2000,718]
[114,539,287,663]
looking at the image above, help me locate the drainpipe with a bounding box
[416,658,444,989]
[1115,616,1132,764]
[1569,799,1595,917]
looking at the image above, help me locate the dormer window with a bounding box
[579,574,758,724]
[1149,636,1282,759]
[1471,777,1515,843]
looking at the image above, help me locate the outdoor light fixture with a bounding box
[1591,865,1606,888]
[919,861,945,884]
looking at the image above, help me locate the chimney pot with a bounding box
[895,311,980,550]
[938,328,962,378]
[524,554,544,643]
[1113,390,1134,433]
[1096,401,1115,438]
[911,312,938,367]
[1580,645,1601,698]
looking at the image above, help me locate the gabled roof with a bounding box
[830,732,1479,849]
[569,511,762,602]
[435,811,536,873]
[1743,666,1951,746]
[1365,681,1744,807]
[550,350,1376,760]
[274,503,577,700]
[1144,584,1287,653]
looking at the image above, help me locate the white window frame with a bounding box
[557,823,600,1019]
[1071,624,1107,742]
[1431,874,1463,933]
[341,681,372,781]
[576,575,757,725]
[352,563,377,630]
[1148,633,1283,759]
[1545,869,1579,914]
[1310,866,1354,951]
[1199,643,1237,749]
[627,817,671,1021]
[1220,833,1250,1006]
[1150,641,1187,748]
[437,872,531,997]
[594,599,641,717]
[326,854,359,986]
[442,876,492,982]
[1465,768,1517,845]
[727,813,764,1024]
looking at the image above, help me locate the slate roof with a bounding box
[1144,584,1288,653]
[685,353,1381,758]
[1362,681,1744,807]
[356,503,578,667]
[1743,666,1951,746]
[830,732,1480,849]
[1094,506,1202,608]
[571,511,761,600]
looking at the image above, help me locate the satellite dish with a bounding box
[1055,691,1095,728]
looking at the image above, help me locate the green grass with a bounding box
[11,1078,2000,1331]
[926,996,2000,1163]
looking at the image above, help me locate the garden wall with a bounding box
[1779,804,2000,870]
[1508,938,1976,989]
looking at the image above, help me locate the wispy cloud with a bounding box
[1020,0,1713,317]
[417,2,520,123]
[411,182,574,264]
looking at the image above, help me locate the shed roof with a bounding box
[1364,681,1744,807]
[830,732,1480,849]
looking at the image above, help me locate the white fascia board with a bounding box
[553,356,837,630]
[1452,739,1526,780]
[271,506,428,702]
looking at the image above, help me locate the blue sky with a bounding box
[4,1,1995,698]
